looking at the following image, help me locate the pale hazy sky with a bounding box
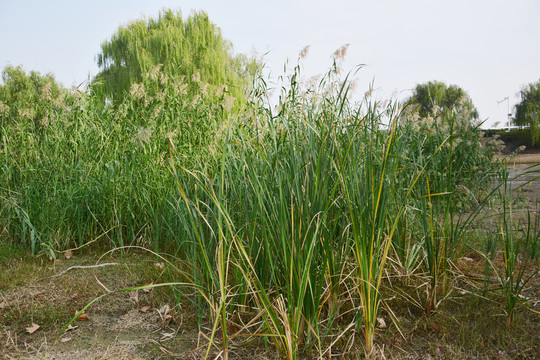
[1,0,539,128]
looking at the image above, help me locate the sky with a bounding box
[0,0,539,128]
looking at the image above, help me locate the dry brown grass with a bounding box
[0,246,538,359]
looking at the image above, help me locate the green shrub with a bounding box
[496,128,540,150]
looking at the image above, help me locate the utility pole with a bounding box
[497,97,511,131]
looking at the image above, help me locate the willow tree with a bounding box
[406,81,479,121]
[93,9,257,104]
[514,80,540,145]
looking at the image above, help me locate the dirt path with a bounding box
[496,149,540,163]
[510,153,540,164]
[506,152,540,204]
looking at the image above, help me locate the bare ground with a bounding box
[0,251,279,360]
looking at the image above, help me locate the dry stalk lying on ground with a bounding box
[50,263,120,278]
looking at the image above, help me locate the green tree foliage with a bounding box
[0,65,68,130]
[513,79,540,145]
[94,9,258,105]
[406,81,479,121]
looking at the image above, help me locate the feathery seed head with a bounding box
[332,44,350,61]
[148,64,163,81]
[41,82,52,101]
[222,96,235,112]
[0,100,10,116]
[216,85,227,97]
[299,45,310,59]
[130,83,146,100]
[136,127,153,143]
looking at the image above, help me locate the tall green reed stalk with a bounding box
[399,108,500,315]
[235,95,342,357]
[167,62,355,359]
[239,67,344,358]
[487,165,540,330]
[169,135,238,360]
[336,97,406,354]
[0,65,227,254]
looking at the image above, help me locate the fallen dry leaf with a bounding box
[377,317,387,329]
[66,324,78,331]
[140,305,151,313]
[64,249,73,259]
[435,347,444,357]
[128,289,139,302]
[26,323,40,334]
[77,313,89,321]
[60,337,72,343]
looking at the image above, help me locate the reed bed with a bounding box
[1,61,538,358]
